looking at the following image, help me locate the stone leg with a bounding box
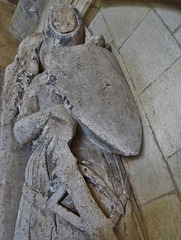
[47,138,118,240]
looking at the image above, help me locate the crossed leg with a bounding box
[44,113,118,240]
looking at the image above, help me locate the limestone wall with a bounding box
[84,1,181,239]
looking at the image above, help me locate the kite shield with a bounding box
[45,43,142,156]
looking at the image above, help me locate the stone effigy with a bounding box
[1,4,146,240]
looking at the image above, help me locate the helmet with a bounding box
[44,4,84,52]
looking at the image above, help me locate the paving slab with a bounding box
[101,1,150,49]
[123,109,174,205]
[140,57,181,158]
[120,10,181,94]
[153,2,181,32]
[174,27,181,46]
[142,195,181,240]
[88,12,113,43]
[112,49,175,205]
[168,151,181,195]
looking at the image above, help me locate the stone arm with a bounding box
[1,33,43,147]
[14,110,51,144]
[13,69,64,145]
[13,84,64,144]
[17,32,43,76]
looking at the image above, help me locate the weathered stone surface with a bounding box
[140,57,181,158]
[123,110,174,205]
[120,10,181,94]
[45,43,142,156]
[89,13,113,43]
[168,151,181,194]
[102,1,150,49]
[142,195,181,240]
[153,3,181,32]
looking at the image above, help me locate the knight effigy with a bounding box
[0,4,146,240]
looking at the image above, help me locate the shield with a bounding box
[45,43,142,156]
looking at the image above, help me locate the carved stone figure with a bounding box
[1,4,146,240]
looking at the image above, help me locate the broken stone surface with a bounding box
[50,5,78,34]
[0,4,145,240]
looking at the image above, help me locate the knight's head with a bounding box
[44,4,84,52]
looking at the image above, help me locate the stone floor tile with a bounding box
[113,49,174,205]
[153,3,181,32]
[142,195,181,240]
[0,1,19,68]
[168,151,181,195]
[101,1,150,49]
[140,57,181,158]
[175,27,181,46]
[123,110,174,205]
[120,10,181,94]
[88,12,113,43]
